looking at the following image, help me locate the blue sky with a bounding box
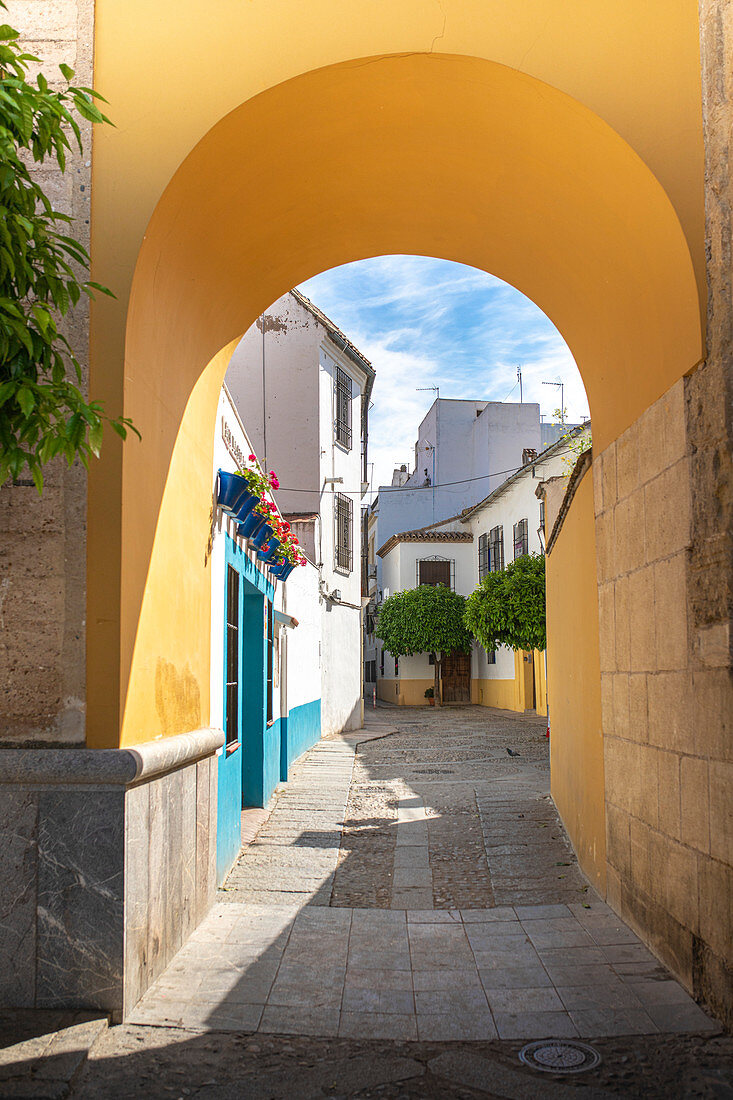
[298,255,588,493]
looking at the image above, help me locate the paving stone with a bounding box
[337,1011,418,1040]
[486,986,564,1014]
[259,1005,340,1036]
[479,965,553,990]
[493,1010,579,1039]
[570,1006,659,1037]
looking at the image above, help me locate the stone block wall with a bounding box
[0,0,93,744]
[0,730,221,1021]
[595,376,732,1025]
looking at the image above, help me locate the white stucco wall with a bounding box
[377,539,475,683]
[375,399,545,573]
[226,293,369,736]
[210,389,321,732]
[225,293,322,517]
[317,344,365,732]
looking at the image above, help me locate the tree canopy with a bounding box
[465,553,546,652]
[376,583,472,659]
[0,17,136,492]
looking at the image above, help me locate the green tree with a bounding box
[375,584,472,705]
[465,553,547,652]
[0,15,136,493]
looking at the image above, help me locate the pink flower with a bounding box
[248,454,257,462]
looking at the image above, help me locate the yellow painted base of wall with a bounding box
[471,678,520,711]
[378,678,434,706]
[471,651,547,716]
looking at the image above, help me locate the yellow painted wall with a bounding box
[87,4,704,747]
[546,467,606,893]
[471,678,519,712]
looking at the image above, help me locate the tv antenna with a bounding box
[542,379,565,424]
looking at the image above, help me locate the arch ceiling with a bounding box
[86,53,701,746]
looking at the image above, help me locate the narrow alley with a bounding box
[63,707,731,1099]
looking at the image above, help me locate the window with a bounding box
[266,599,274,724]
[334,365,352,449]
[488,525,504,572]
[417,557,453,588]
[513,518,529,559]
[225,565,240,747]
[394,655,399,676]
[335,493,353,571]
[478,532,489,579]
[487,649,496,665]
[380,649,385,676]
[539,499,545,533]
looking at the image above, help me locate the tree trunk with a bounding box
[434,653,442,707]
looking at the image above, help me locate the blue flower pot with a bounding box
[270,560,296,581]
[250,521,274,551]
[237,510,267,540]
[217,470,252,516]
[233,489,259,523]
[257,538,281,564]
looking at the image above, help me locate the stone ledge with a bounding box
[0,727,224,787]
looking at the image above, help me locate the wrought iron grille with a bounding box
[335,492,353,571]
[489,524,504,572]
[478,532,489,579]
[417,556,454,589]
[334,365,352,449]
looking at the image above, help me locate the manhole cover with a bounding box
[519,1040,601,1074]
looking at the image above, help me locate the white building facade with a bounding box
[374,429,589,712]
[225,290,374,735]
[210,387,323,882]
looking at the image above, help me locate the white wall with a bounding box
[375,399,544,576]
[210,389,322,730]
[226,294,369,736]
[225,293,321,516]
[317,343,365,732]
[377,539,476,682]
[278,555,321,714]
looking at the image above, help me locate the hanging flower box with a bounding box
[250,521,274,552]
[269,559,296,581]
[237,510,267,540]
[256,538,281,564]
[217,469,254,516]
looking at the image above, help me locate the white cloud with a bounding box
[298,256,589,492]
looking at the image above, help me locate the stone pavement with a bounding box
[125,707,719,1043]
[0,1010,107,1099]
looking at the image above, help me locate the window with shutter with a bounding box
[417,558,453,588]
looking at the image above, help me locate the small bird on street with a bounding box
[506,748,521,757]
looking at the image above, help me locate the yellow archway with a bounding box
[87,53,701,748]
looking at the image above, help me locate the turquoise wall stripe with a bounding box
[216,747,242,884]
[282,698,321,779]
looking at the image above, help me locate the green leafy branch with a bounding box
[0,14,138,493]
[465,553,547,652]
